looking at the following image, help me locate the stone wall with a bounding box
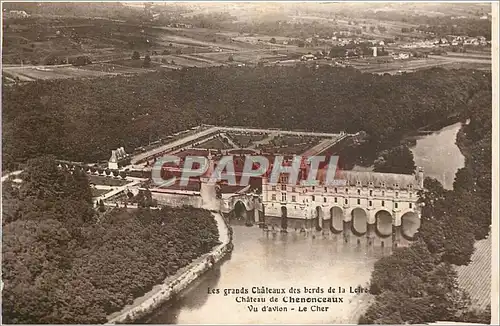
[150,191,203,208]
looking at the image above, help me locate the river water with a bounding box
[409,122,465,190]
[144,122,464,324]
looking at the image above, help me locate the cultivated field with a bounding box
[2,62,157,81]
[351,55,491,74]
[2,65,113,81]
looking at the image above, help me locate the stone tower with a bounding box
[200,152,220,211]
[416,167,424,188]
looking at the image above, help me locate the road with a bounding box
[94,177,146,206]
[1,170,23,182]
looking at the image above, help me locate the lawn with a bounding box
[195,136,234,150]
[88,175,129,186]
[227,132,269,148]
[257,135,324,155]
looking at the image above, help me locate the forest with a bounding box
[2,156,220,323]
[2,66,491,171]
[360,90,492,324]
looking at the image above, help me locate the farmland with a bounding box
[2,2,492,83]
[2,65,113,82]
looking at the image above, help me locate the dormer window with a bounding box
[395,184,399,188]
[356,181,361,186]
[409,184,413,189]
[357,189,361,195]
[369,182,374,187]
[345,188,349,194]
[381,182,386,187]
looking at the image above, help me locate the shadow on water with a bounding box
[137,254,230,324]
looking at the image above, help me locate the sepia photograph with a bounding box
[1,1,498,325]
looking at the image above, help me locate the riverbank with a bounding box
[106,211,233,324]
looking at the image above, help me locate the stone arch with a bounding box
[314,206,324,231]
[233,200,247,220]
[375,209,392,238]
[281,206,288,230]
[329,206,343,233]
[401,211,420,239]
[231,197,251,211]
[351,207,367,235]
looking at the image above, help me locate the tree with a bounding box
[98,199,106,212]
[3,158,220,324]
[269,37,276,44]
[228,55,234,62]
[374,145,416,174]
[119,171,127,179]
[132,51,140,60]
[329,47,345,58]
[143,55,151,68]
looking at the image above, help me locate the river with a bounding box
[410,122,465,190]
[143,122,465,324]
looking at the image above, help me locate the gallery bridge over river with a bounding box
[223,167,423,248]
